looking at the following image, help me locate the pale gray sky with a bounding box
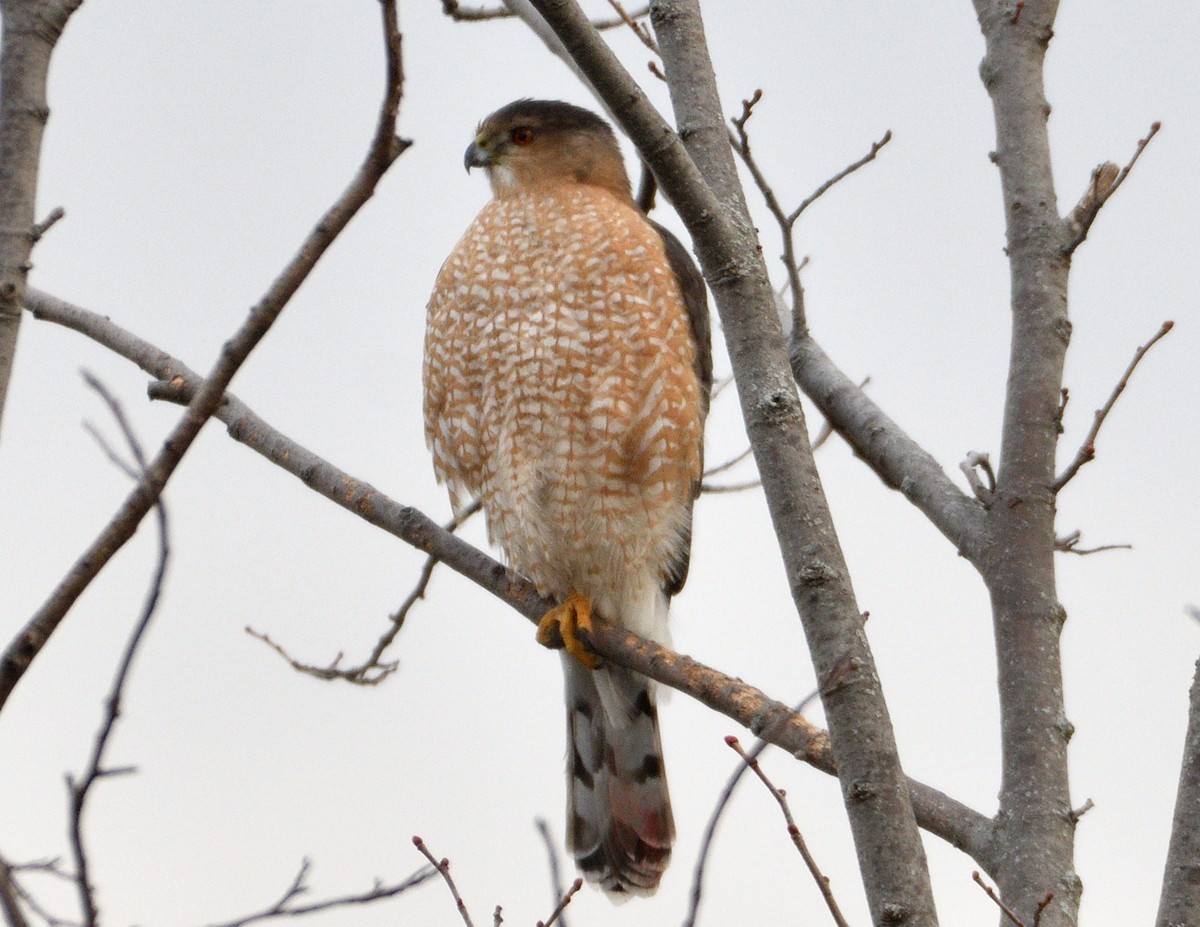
[1,3,1197,925]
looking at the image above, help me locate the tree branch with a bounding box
[973,1,1078,922]
[196,859,437,927]
[0,0,408,716]
[1061,121,1160,256]
[792,336,990,562]
[0,0,85,441]
[1155,656,1200,927]
[1053,320,1173,491]
[23,288,996,871]
[0,854,31,927]
[726,736,851,927]
[412,838,475,927]
[67,375,171,927]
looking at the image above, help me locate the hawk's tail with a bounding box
[562,656,674,898]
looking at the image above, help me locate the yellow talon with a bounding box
[536,590,602,669]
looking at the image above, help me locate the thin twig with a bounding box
[787,129,893,224]
[68,374,171,927]
[602,0,656,50]
[702,446,753,480]
[246,501,482,684]
[959,450,996,502]
[685,691,819,927]
[1063,121,1160,255]
[1054,320,1173,491]
[700,477,761,495]
[442,0,644,30]
[536,879,582,927]
[0,854,31,927]
[725,737,850,927]
[534,819,569,927]
[0,856,76,927]
[1054,530,1131,556]
[412,837,474,927]
[0,0,408,717]
[196,859,437,927]
[30,206,65,243]
[729,89,890,336]
[972,871,1024,927]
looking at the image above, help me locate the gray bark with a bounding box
[0,0,82,443]
[972,2,1079,924]
[1157,657,1200,927]
[526,1,941,923]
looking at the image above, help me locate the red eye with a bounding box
[511,126,534,146]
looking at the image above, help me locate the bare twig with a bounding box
[959,450,996,502]
[787,129,893,225]
[725,737,851,927]
[972,871,1025,927]
[729,88,890,336]
[702,446,753,480]
[197,858,437,927]
[534,819,569,927]
[536,878,581,927]
[0,856,76,927]
[602,0,656,50]
[246,501,482,684]
[68,374,171,927]
[1054,530,1131,556]
[0,854,31,927]
[1054,320,1173,491]
[1062,121,1161,255]
[0,0,408,716]
[442,0,644,30]
[30,206,65,243]
[700,477,761,495]
[1069,798,1094,823]
[412,837,474,927]
[684,690,819,927]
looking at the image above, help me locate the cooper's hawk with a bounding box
[424,99,711,896]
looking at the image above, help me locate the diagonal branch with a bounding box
[726,736,851,927]
[791,336,989,563]
[0,0,408,716]
[0,854,31,927]
[1053,320,1173,491]
[1061,121,1160,256]
[24,288,996,871]
[1155,655,1200,927]
[196,859,438,927]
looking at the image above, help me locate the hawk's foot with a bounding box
[536,591,602,669]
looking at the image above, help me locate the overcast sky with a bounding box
[1,3,1197,926]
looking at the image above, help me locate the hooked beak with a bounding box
[463,139,492,173]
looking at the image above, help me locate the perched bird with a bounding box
[423,99,711,896]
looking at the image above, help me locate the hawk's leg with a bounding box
[536,590,602,669]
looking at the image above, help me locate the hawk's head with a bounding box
[464,99,632,201]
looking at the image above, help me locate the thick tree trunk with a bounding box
[973,2,1079,924]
